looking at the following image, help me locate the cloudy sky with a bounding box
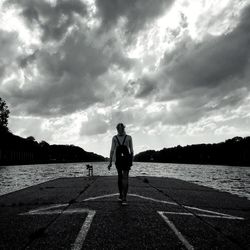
[1,0,250,157]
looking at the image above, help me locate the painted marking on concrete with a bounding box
[158,211,194,250]
[129,193,177,206]
[71,210,96,250]
[82,193,119,201]
[160,212,244,220]
[21,208,94,215]
[19,193,244,249]
[20,205,96,250]
[183,205,239,218]
[20,203,68,215]
[81,193,244,220]
[130,194,244,219]
[81,193,176,205]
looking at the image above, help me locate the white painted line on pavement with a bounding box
[81,192,244,220]
[21,203,68,215]
[20,205,96,249]
[183,204,241,218]
[82,193,119,201]
[130,194,244,219]
[21,208,94,215]
[81,193,176,205]
[160,212,244,220]
[130,194,243,219]
[129,193,178,206]
[158,211,194,250]
[71,210,96,250]
[19,192,244,249]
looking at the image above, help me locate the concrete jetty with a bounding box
[0,176,249,249]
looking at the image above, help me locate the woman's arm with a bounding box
[129,136,134,162]
[108,137,115,170]
[109,149,114,164]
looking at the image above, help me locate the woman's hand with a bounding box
[108,163,112,170]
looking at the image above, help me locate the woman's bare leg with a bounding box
[122,170,129,200]
[117,168,123,198]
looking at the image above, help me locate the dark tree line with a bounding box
[0,97,105,165]
[0,97,9,133]
[134,136,250,166]
[0,130,105,166]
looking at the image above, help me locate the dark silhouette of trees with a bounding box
[26,136,36,142]
[134,136,250,166]
[39,140,50,147]
[0,97,10,132]
[0,97,105,165]
[0,130,105,165]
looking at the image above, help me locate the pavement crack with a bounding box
[21,177,97,250]
[137,176,247,250]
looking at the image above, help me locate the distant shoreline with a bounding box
[133,161,250,168]
[0,130,106,166]
[0,160,107,168]
[134,136,250,167]
[1,161,249,168]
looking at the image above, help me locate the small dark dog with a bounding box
[86,164,93,176]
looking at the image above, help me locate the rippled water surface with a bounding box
[0,162,249,200]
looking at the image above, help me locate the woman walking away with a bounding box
[108,123,134,206]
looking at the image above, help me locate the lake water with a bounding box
[0,162,249,200]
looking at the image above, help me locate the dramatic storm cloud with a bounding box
[0,0,250,156]
[95,0,174,37]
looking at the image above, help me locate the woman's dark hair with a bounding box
[116,123,125,129]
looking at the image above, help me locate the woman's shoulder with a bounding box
[126,134,132,140]
[112,135,119,141]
